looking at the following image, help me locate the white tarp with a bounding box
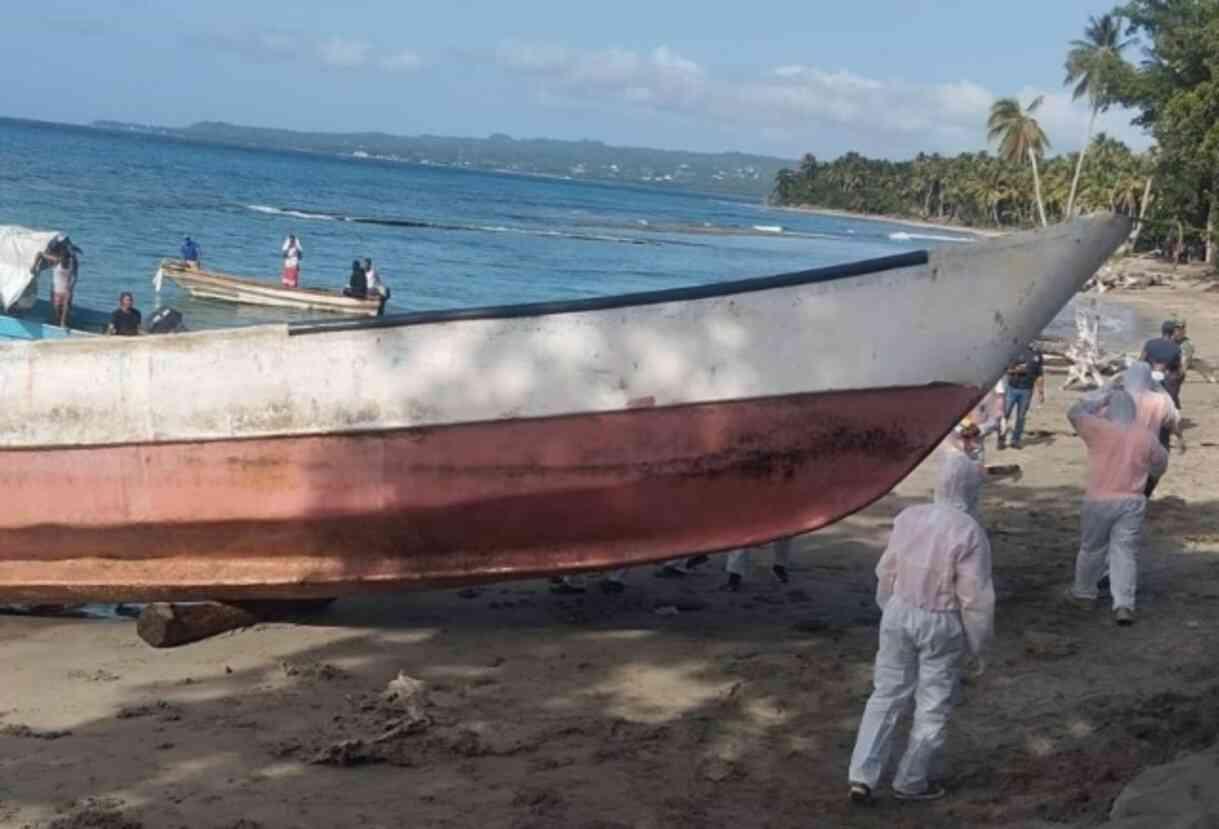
[0,225,58,312]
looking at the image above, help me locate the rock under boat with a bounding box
[0,214,1131,602]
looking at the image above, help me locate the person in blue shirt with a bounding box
[180,236,201,268]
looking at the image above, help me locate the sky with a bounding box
[1,0,1153,161]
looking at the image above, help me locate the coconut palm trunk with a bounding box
[1124,176,1153,253]
[1066,108,1098,218]
[1029,148,1048,227]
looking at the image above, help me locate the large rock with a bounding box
[1104,746,1219,828]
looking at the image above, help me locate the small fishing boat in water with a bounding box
[0,215,1131,603]
[0,226,109,340]
[158,259,384,316]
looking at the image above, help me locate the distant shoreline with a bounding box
[772,204,1007,238]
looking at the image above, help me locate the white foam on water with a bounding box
[246,205,338,221]
[888,231,972,244]
[753,225,784,234]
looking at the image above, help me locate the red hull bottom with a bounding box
[0,385,978,601]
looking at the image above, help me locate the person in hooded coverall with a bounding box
[1067,388,1168,626]
[1116,363,1184,498]
[847,426,994,803]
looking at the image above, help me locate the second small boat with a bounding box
[157,259,384,316]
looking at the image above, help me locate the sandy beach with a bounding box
[2,276,1217,829]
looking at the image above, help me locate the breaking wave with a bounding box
[888,231,973,244]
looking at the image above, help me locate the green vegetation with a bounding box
[772,0,1219,266]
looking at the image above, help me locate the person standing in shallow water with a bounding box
[281,234,303,288]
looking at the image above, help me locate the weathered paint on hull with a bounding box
[0,383,977,602]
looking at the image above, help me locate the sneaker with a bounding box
[684,555,710,570]
[772,565,790,584]
[1115,607,1136,626]
[893,784,947,801]
[849,782,872,803]
[721,573,743,592]
[655,565,687,579]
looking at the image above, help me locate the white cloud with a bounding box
[493,40,1152,157]
[319,38,371,68]
[496,41,706,112]
[382,50,423,72]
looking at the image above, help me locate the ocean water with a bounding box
[0,117,1151,348]
[0,118,979,328]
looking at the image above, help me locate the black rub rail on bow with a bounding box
[288,249,930,336]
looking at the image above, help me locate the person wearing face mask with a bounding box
[847,418,994,804]
[937,420,987,524]
[1065,388,1168,626]
[1140,321,1184,408]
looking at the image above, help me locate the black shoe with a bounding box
[550,581,586,595]
[1011,440,1023,451]
[849,783,872,803]
[684,555,710,570]
[721,573,743,592]
[655,565,687,579]
[997,434,1007,451]
[600,579,626,594]
[772,565,790,584]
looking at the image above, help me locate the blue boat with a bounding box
[0,300,109,340]
[1,225,110,340]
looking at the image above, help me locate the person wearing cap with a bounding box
[998,344,1044,450]
[1117,363,1183,497]
[1139,321,1183,409]
[1065,388,1167,626]
[847,418,993,803]
[180,236,201,268]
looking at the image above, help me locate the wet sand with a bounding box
[2,279,1218,829]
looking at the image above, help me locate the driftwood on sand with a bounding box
[137,599,335,648]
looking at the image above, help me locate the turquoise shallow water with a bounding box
[1,117,977,329]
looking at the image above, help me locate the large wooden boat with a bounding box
[158,259,383,316]
[0,215,1131,602]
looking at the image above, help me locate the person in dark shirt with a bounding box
[1140,320,1184,408]
[343,259,368,299]
[998,344,1044,450]
[180,236,201,268]
[107,292,142,336]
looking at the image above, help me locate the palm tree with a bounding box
[988,97,1051,227]
[1063,14,1134,217]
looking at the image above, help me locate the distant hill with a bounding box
[91,120,791,198]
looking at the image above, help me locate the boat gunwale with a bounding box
[289,249,931,336]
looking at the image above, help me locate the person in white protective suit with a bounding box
[936,421,987,525]
[1116,362,1183,498]
[1066,388,1168,625]
[847,427,994,803]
